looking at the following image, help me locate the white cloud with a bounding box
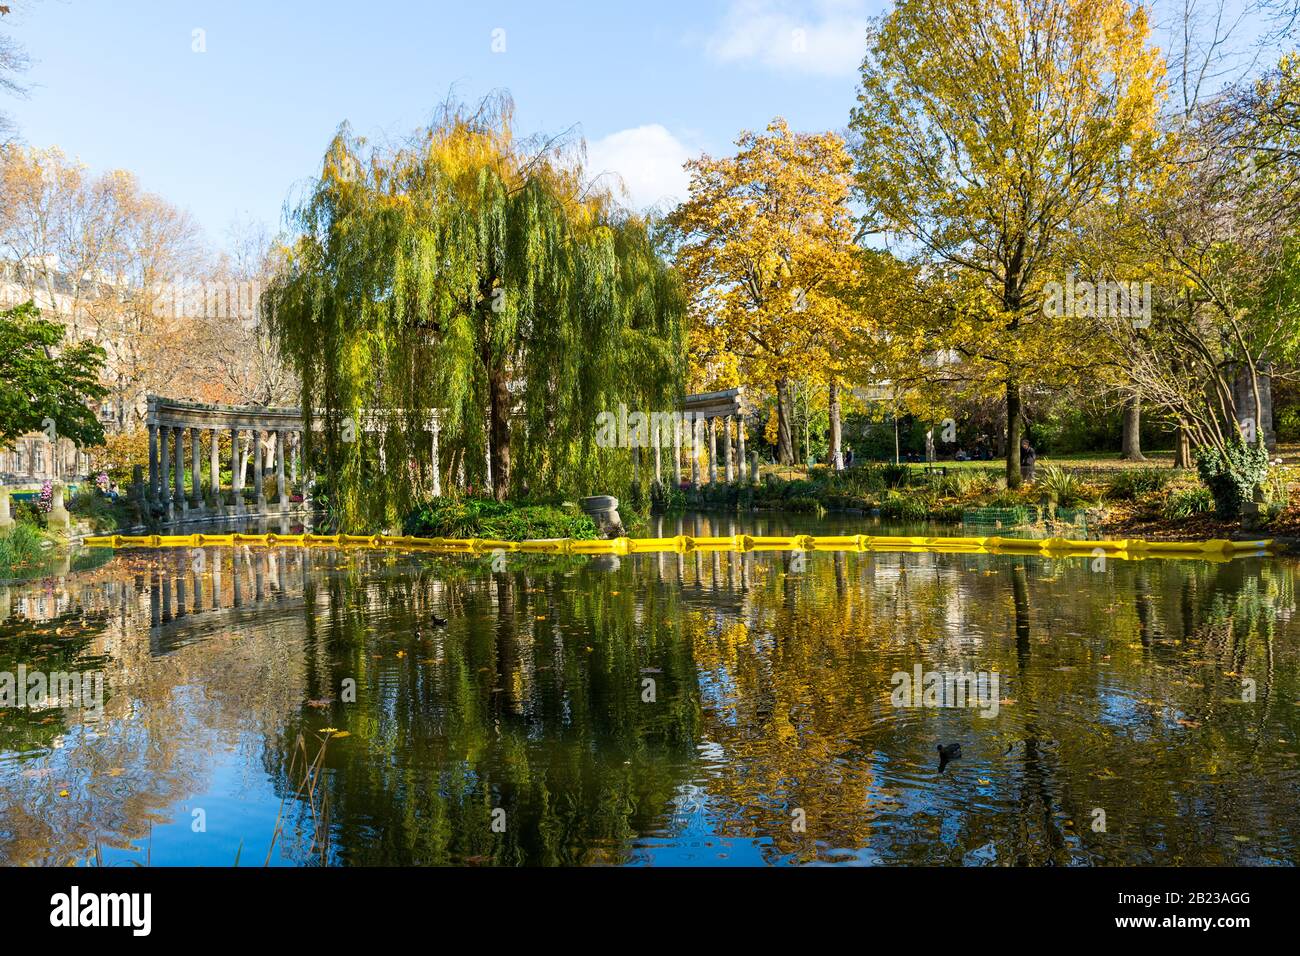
[585,124,694,213]
[703,0,874,77]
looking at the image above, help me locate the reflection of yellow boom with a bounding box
[82,532,1273,562]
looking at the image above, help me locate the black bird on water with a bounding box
[430,614,448,627]
[937,742,962,773]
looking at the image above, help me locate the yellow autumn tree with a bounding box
[669,119,861,465]
[850,0,1164,485]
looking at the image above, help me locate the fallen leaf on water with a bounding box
[977,778,991,785]
[107,768,126,777]
[58,789,69,797]
[306,699,332,709]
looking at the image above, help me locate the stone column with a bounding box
[653,419,663,487]
[738,418,747,483]
[430,420,442,497]
[253,429,266,511]
[189,427,202,509]
[676,416,686,486]
[209,427,221,509]
[147,423,159,503]
[290,430,299,484]
[0,489,14,537]
[276,429,287,507]
[230,428,244,511]
[172,427,185,515]
[708,417,718,484]
[160,423,171,512]
[724,415,734,483]
[690,417,701,489]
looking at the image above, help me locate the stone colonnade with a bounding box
[146,395,308,523]
[146,396,444,525]
[633,387,758,489]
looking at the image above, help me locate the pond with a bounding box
[1,512,1297,866]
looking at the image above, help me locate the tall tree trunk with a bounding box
[1005,377,1023,489]
[488,365,512,501]
[1120,394,1146,461]
[828,379,843,469]
[775,377,795,465]
[1173,421,1192,469]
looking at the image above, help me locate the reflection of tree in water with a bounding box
[269,552,702,865]
[676,548,1300,865]
[0,548,311,865]
[6,538,1300,866]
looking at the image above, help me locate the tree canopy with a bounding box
[0,301,108,450]
[265,95,684,528]
[850,0,1164,485]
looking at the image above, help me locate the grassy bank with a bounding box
[674,459,1300,540]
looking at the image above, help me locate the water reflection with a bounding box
[1,513,1297,866]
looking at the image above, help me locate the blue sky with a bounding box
[3,0,1277,253]
[3,0,891,249]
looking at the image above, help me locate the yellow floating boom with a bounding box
[81,531,1273,562]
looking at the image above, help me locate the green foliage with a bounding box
[265,96,684,529]
[879,489,930,520]
[0,523,47,578]
[1162,485,1214,520]
[1038,464,1084,507]
[402,497,597,540]
[68,489,125,532]
[785,495,826,515]
[1105,467,1175,501]
[649,480,687,513]
[0,301,109,449]
[1195,440,1271,519]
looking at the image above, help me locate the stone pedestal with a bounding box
[580,495,624,538]
[46,482,71,534]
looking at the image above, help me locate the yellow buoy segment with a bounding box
[79,529,1275,563]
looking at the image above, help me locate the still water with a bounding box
[1,513,1297,866]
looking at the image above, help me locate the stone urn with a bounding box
[580,495,624,538]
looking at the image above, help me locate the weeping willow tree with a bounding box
[265,94,684,529]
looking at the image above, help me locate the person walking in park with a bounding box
[1020,438,1037,484]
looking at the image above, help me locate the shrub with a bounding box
[0,522,47,578]
[69,488,124,532]
[1038,465,1083,507]
[403,497,597,539]
[1105,468,1175,501]
[785,495,825,515]
[1162,486,1214,520]
[879,489,930,520]
[1195,440,1270,519]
